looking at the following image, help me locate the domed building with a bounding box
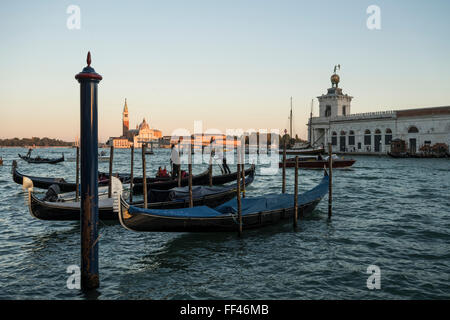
[107,99,162,148]
[307,66,450,154]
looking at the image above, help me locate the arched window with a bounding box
[375,129,381,134]
[331,131,337,145]
[385,128,392,145]
[364,129,371,145]
[325,105,331,117]
[349,130,355,145]
[408,126,419,133]
[340,131,346,135]
[342,105,347,116]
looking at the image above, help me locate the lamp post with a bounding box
[75,51,102,291]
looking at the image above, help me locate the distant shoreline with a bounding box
[0,146,73,148]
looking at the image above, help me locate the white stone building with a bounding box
[308,71,450,154]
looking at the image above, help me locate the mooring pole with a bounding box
[328,143,333,219]
[241,141,246,198]
[142,143,147,209]
[237,138,242,236]
[178,139,182,187]
[108,145,114,198]
[282,130,287,193]
[294,156,299,229]
[129,145,134,203]
[75,146,80,202]
[75,51,102,291]
[189,136,193,208]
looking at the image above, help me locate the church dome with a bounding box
[138,118,150,131]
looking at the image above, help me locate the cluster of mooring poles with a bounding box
[280,135,334,230]
[74,53,333,291]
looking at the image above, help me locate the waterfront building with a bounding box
[308,69,450,154]
[107,99,162,148]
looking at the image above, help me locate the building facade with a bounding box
[308,71,450,154]
[107,99,163,148]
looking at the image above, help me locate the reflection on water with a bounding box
[0,147,449,299]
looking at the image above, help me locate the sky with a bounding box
[0,0,449,142]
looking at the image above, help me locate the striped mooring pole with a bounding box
[75,51,102,291]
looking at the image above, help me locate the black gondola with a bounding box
[26,172,255,221]
[18,153,65,164]
[118,170,329,232]
[131,165,256,194]
[11,161,130,193]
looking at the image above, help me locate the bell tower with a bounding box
[122,98,129,136]
[318,65,353,118]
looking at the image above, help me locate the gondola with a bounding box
[117,170,329,232]
[25,171,255,221]
[11,161,131,193]
[132,165,256,194]
[18,153,65,164]
[279,156,355,169]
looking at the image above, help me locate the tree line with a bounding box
[0,137,73,147]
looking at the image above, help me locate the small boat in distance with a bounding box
[18,153,64,164]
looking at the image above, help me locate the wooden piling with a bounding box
[177,140,182,187]
[75,146,80,202]
[294,156,298,228]
[209,155,213,187]
[328,143,332,219]
[129,145,134,203]
[282,138,286,193]
[241,144,246,198]
[237,157,242,236]
[108,145,114,198]
[142,143,147,209]
[189,136,193,208]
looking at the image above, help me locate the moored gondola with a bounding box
[11,161,130,192]
[26,171,255,221]
[18,153,65,164]
[131,165,256,194]
[117,170,329,232]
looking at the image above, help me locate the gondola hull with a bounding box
[119,173,329,233]
[119,199,322,232]
[132,165,255,194]
[19,154,65,164]
[27,173,254,221]
[12,161,129,193]
[279,159,355,169]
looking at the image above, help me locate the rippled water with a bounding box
[0,147,449,299]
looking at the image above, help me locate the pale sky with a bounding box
[1,0,449,142]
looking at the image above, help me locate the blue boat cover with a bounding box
[128,174,329,218]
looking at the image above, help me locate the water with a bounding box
[0,147,449,299]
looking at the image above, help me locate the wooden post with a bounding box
[209,153,213,187]
[294,156,299,228]
[142,143,147,209]
[328,143,333,219]
[129,145,134,203]
[75,146,80,202]
[237,151,242,236]
[189,136,193,208]
[108,145,114,198]
[282,136,286,193]
[241,143,246,198]
[177,141,181,187]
